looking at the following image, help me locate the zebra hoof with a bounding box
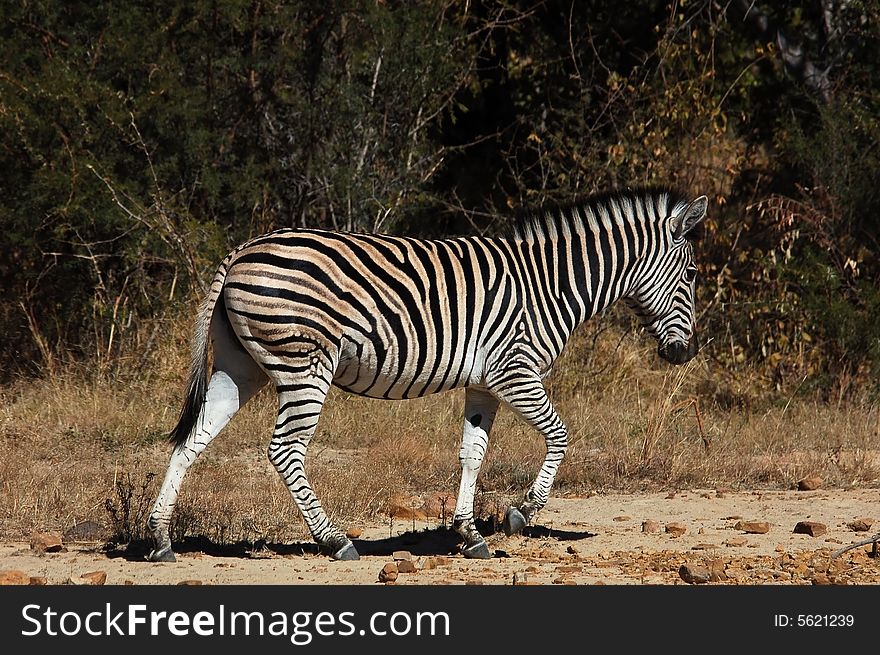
[503,507,527,536]
[147,547,176,563]
[332,541,360,561]
[463,540,491,559]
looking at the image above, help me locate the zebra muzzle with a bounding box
[658,336,698,365]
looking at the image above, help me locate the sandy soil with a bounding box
[2,488,878,585]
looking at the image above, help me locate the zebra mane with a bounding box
[509,186,692,243]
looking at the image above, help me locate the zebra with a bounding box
[147,187,708,562]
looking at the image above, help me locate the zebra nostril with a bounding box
[659,341,690,365]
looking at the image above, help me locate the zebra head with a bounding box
[627,193,708,366]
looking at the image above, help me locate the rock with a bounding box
[555,565,582,573]
[797,476,822,491]
[642,520,661,533]
[494,550,510,558]
[378,562,398,583]
[397,560,417,574]
[679,564,711,584]
[612,515,631,522]
[177,580,203,585]
[72,571,107,586]
[421,492,456,518]
[0,570,29,585]
[724,537,748,547]
[707,558,727,581]
[420,555,450,569]
[692,543,720,550]
[30,532,63,553]
[665,522,687,537]
[793,521,827,537]
[734,520,770,534]
[566,545,579,555]
[847,518,873,532]
[384,495,427,521]
[29,576,48,586]
[392,550,413,561]
[345,528,363,539]
[512,572,528,585]
[63,521,107,543]
[124,580,135,585]
[812,573,832,585]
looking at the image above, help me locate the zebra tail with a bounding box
[168,259,231,448]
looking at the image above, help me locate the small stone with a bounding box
[665,522,687,537]
[392,550,413,561]
[642,520,661,533]
[0,570,29,585]
[847,518,873,532]
[566,545,579,555]
[512,572,528,585]
[345,528,362,539]
[80,571,107,585]
[679,564,711,584]
[494,550,510,558]
[724,537,748,547]
[793,521,827,537]
[707,558,727,581]
[419,557,436,570]
[812,573,832,585]
[691,543,720,551]
[397,560,417,574]
[797,476,822,491]
[29,576,48,586]
[30,532,63,553]
[612,515,631,522]
[555,565,582,573]
[734,520,770,534]
[378,562,398,583]
[666,491,677,499]
[421,492,456,518]
[384,494,428,521]
[177,580,203,585]
[124,580,135,586]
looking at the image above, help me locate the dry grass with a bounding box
[1,315,878,549]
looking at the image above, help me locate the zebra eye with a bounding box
[684,267,697,283]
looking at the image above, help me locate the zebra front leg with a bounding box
[489,374,568,536]
[268,379,358,561]
[452,387,499,559]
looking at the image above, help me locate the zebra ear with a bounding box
[671,195,708,240]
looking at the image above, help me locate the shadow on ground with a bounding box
[104,519,597,562]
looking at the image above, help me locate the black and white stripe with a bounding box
[147,187,708,562]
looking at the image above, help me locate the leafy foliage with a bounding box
[2,1,879,401]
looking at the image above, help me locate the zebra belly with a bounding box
[332,336,480,400]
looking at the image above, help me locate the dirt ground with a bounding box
[2,488,878,585]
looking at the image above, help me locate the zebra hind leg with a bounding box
[268,362,358,561]
[452,387,499,559]
[147,367,266,562]
[488,374,568,537]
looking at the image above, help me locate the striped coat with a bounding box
[148,188,708,562]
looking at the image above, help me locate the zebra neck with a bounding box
[512,230,639,334]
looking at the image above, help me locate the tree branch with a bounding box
[726,0,833,103]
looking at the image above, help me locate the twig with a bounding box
[832,533,879,559]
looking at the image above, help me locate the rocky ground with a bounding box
[2,487,878,586]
